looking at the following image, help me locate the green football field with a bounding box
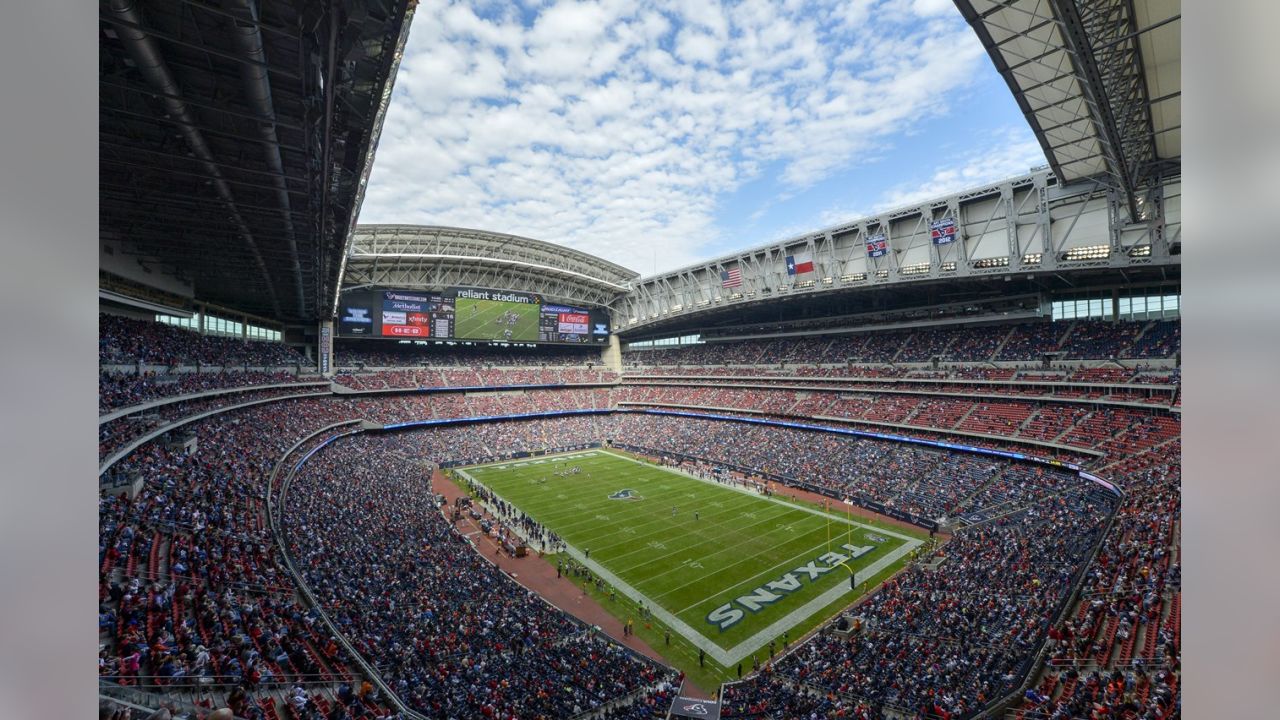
[456,448,925,683]
[453,297,541,342]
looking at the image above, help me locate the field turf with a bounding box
[453,297,541,342]
[456,449,925,683]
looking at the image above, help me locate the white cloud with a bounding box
[361,0,996,273]
[876,128,1047,211]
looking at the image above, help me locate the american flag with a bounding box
[720,267,743,288]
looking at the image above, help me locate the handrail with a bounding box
[330,379,617,396]
[100,381,329,423]
[100,673,339,686]
[614,401,1107,459]
[971,488,1125,719]
[621,372,1177,393]
[618,378,1177,412]
[266,421,427,720]
[334,362,608,371]
[98,389,331,477]
[98,680,251,720]
[273,427,679,720]
[438,484,679,702]
[711,472,1125,720]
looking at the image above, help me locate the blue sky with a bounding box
[359,0,1048,275]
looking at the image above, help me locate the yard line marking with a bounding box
[666,535,843,613]
[643,523,834,599]
[608,504,820,571]
[599,448,919,543]
[456,448,604,470]
[457,447,927,666]
[557,490,783,551]
[509,469,770,537]
[555,529,921,666]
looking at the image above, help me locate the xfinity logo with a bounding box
[342,307,372,323]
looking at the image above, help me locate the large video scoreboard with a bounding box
[337,287,610,344]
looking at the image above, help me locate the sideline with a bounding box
[455,450,924,666]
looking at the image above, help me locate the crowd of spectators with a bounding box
[1007,441,1181,719]
[98,402,404,719]
[722,483,1115,719]
[1131,321,1180,359]
[602,413,1087,523]
[333,340,603,368]
[996,324,1068,361]
[625,320,1179,367]
[334,367,616,391]
[616,386,1178,453]
[96,342,1179,720]
[98,387,333,463]
[281,432,677,718]
[100,371,319,414]
[1062,321,1146,360]
[101,314,305,367]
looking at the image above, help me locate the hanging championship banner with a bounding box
[865,233,888,258]
[930,218,958,245]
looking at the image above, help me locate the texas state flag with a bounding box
[785,252,814,275]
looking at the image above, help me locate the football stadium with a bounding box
[98,1,1180,719]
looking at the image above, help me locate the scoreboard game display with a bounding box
[338,287,610,344]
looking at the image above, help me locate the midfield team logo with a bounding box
[609,489,643,501]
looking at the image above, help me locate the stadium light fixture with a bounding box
[875,269,889,279]
[1022,252,1043,265]
[941,262,957,272]
[1127,245,1152,257]
[821,276,834,284]
[1063,244,1111,261]
[899,262,931,276]
[974,256,1010,269]
[840,272,866,283]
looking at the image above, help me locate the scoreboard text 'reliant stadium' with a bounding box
[338,287,610,344]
